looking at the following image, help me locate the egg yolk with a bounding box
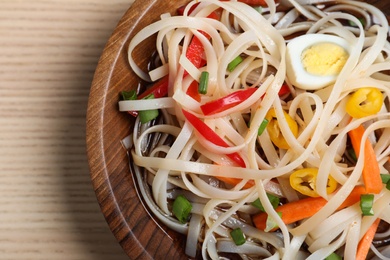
[301,42,349,76]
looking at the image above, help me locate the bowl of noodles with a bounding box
[86,0,390,259]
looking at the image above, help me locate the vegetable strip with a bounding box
[252,186,366,231]
[200,88,257,115]
[356,218,380,260]
[138,75,169,100]
[348,124,382,194]
[186,81,202,102]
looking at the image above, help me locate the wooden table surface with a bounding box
[0,0,134,259]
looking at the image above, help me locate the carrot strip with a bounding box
[348,124,382,194]
[253,186,366,230]
[356,218,380,260]
[236,0,270,7]
[217,176,254,189]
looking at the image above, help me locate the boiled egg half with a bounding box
[286,34,351,90]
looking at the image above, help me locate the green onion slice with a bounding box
[172,195,192,224]
[251,193,279,212]
[253,6,262,13]
[230,228,246,246]
[227,56,243,72]
[121,90,137,100]
[138,94,159,124]
[348,17,365,27]
[347,148,357,162]
[360,194,374,216]
[325,252,342,260]
[198,71,209,94]
[381,173,390,184]
[264,212,282,232]
[380,174,390,191]
[258,118,269,136]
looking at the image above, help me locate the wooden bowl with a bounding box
[86,0,189,258]
[86,0,390,259]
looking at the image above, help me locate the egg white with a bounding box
[286,34,351,90]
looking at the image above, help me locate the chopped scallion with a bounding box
[253,6,262,13]
[172,195,192,224]
[348,18,365,28]
[258,119,269,136]
[230,228,246,246]
[264,212,282,232]
[325,252,342,260]
[198,71,209,94]
[121,90,137,100]
[381,173,390,184]
[360,194,374,216]
[138,94,159,124]
[381,174,390,191]
[227,56,243,72]
[251,193,279,212]
[347,148,357,162]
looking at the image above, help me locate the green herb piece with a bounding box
[348,18,365,27]
[198,71,209,94]
[360,194,374,216]
[172,195,192,224]
[258,118,269,136]
[325,252,342,260]
[264,212,282,232]
[347,148,357,162]
[230,228,246,246]
[251,193,280,212]
[381,174,390,191]
[121,90,137,100]
[253,6,262,13]
[227,56,243,72]
[138,94,159,124]
[381,174,390,184]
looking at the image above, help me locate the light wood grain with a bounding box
[0,0,134,259]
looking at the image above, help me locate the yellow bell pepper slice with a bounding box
[289,168,338,197]
[346,87,383,118]
[265,108,298,149]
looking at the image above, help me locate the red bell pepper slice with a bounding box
[126,75,169,117]
[137,75,169,100]
[278,84,290,96]
[182,109,246,167]
[200,88,257,116]
[186,80,202,102]
[185,37,207,73]
[177,3,200,16]
[184,11,219,76]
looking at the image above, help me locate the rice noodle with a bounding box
[121,0,390,258]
